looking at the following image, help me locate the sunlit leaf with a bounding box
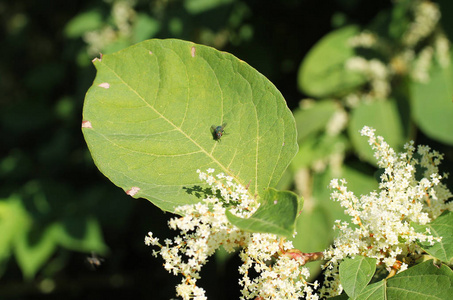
[226,188,302,237]
[340,256,377,299]
[82,39,298,213]
[356,260,453,300]
[413,210,453,264]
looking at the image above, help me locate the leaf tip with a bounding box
[191,46,196,57]
[82,120,92,129]
[126,186,140,197]
[98,82,110,89]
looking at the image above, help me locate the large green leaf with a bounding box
[411,50,453,145]
[298,25,366,98]
[356,260,453,300]
[82,39,298,213]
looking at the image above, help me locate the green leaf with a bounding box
[184,0,234,14]
[349,100,405,165]
[56,217,108,254]
[293,100,337,142]
[132,14,160,43]
[298,25,366,98]
[64,10,103,38]
[0,197,26,256]
[413,210,453,264]
[410,50,453,145]
[225,188,302,237]
[356,260,453,300]
[290,132,348,170]
[82,39,298,213]
[0,196,30,271]
[340,256,377,299]
[14,224,58,280]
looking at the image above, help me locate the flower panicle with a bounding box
[320,126,452,298]
[145,169,316,300]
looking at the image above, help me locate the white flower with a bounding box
[145,169,315,299]
[320,126,451,298]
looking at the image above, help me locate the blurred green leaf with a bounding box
[133,14,161,43]
[413,210,453,264]
[349,100,405,165]
[340,256,377,299]
[293,100,337,142]
[388,0,412,40]
[298,25,366,98]
[14,224,58,280]
[410,51,453,145]
[56,217,108,254]
[82,39,298,213]
[356,260,453,299]
[184,0,234,14]
[0,196,30,266]
[226,188,302,237]
[290,133,348,170]
[64,10,103,38]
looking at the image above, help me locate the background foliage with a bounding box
[1,0,452,299]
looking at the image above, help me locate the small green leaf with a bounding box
[349,100,405,165]
[411,50,453,145]
[82,39,298,213]
[293,100,337,142]
[298,25,366,98]
[226,188,302,237]
[64,10,103,38]
[357,260,453,300]
[340,256,377,299]
[132,14,160,43]
[413,210,453,264]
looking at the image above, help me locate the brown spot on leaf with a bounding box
[191,46,196,57]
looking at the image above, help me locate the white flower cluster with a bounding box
[402,0,440,47]
[145,169,316,300]
[348,31,377,49]
[239,235,318,300]
[411,46,434,83]
[83,0,137,55]
[343,0,450,104]
[345,57,391,99]
[320,126,452,298]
